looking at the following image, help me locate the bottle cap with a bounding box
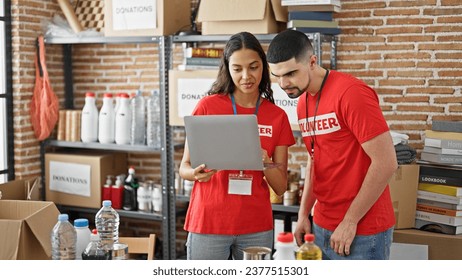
[304,233,315,242]
[119,93,129,98]
[102,200,112,207]
[277,232,294,243]
[106,175,113,186]
[104,93,113,98]
[85,92,95,97]
[74,218,89,228]
[58,213,69,221]
[90,229,100,241]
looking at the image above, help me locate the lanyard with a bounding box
[231,94,261,116]
[306,69,329,156]
[231,93,261,176]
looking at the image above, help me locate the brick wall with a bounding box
[336,0,462,150]
[15,0,462,178]
[8,0,462,258]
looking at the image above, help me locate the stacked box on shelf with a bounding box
[196,0,288,35]
[282,0,341,35]
[178,47,223,71]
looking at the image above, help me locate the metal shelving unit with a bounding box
[170,33,337,259]
[41,35,175,260]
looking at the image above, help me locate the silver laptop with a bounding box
[184,114,264,170]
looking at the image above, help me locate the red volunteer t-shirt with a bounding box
[297,71,395,235]
[184,94,295,235]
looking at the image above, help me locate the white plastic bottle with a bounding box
[74,218,91,260]
[273,232,296,260]
[130,89,146,145]
[95,200,120,251]
[81,92,99,142]
[98,93,115,144]
[115,93,131,145]
[152,184,162,213]
[146,89,161,148]
[51,213,77,260]
[114,93,121,115]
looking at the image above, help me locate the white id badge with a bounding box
[228,173,253,195]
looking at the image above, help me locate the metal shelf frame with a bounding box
[172,33,337,69]
[170,33,337,259]
[42,35,175,260]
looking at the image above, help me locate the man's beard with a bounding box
[284,80,310,99]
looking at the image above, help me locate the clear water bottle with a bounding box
[82,229,111,260]
[146,89,161,148]
[81,92,99,142]
[98,93,115,144]
[74,218,91,260]
[273,232,296,260]
[115,93,131,145]
[51,213,77,260]
[295,233,322,260]
[130,90,146,145]
[95,200,120,251]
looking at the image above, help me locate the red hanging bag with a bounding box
[30,35,59,141]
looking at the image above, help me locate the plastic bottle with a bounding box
[81,92,99,142]
[123,166,139,211]
[273,232,295,260]
[152,183,162,213]
[130,90,146,145]
[82,229,111,260]
[146,89,161,148]
[102,175,112,202]
[95,200,120,251]
[295,233,322,260]
[98,93,115,144]
[137,182,152,213]
[111,175,124,209]
[114,93,121,114]
[115,93,131,145]
[51,213,77,260]
[74,218,91,260]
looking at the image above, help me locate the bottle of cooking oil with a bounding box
[295,233,322,260]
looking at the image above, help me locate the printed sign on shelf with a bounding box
[169,70,299,130]
[49,161,91,197]
[111,0,157,31]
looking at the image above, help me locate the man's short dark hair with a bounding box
[267,30,314,64]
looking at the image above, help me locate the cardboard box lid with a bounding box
[0,200,60,259]
[0,177,41,200]
[197,0,287,23]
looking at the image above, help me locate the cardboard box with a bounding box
[393,229,462,260]
[0,177,41,200]
[168,69,217,126]
[388,164,419,229]
[0,200,60,260]
[197,0,288,35]
[168,69,299,130]
[104,0,190,36]
[45,151,127,208]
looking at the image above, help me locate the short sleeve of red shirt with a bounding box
[339,84,389,144]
